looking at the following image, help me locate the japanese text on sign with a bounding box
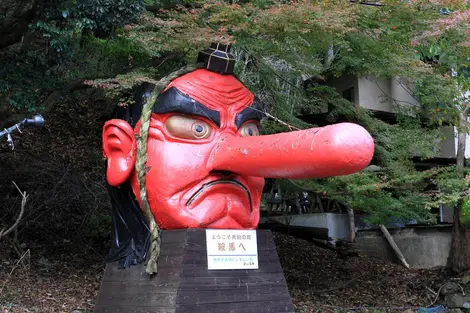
[206,229,258,270]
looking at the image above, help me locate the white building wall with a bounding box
[269,213,351,241]
[357,77,392,112]
[327,75,470,159]
[329,76,420,113]
[436,122,470,159]
[327,74,359,105]
[436,126,457,158]
[389,77,420,112]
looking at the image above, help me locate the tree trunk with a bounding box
[0,0,36,50]
[447,109,470,272]
[448,200,470,272]
[346,205,356,242]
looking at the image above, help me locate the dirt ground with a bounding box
[0,231,447,313]
[275,233,448,313]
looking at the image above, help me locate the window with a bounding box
[342,87,355,103]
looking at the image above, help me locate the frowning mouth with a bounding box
[186,179,253,212]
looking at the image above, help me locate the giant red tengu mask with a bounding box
[102,44,375,233]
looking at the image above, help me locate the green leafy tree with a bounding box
[3,0,470,272]
[106,0,445,224]
[106,0,470,271]
[411,5,470,272]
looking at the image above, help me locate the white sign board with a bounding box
[205,229,258,270]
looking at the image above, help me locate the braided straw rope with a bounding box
[135,64,202,275]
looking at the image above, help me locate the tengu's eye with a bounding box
[240,122,260,137]
[191,121,210,138]
[165,115,212,140]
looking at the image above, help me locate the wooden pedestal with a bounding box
[94,229,295,313]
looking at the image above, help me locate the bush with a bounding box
[77,0,145,38]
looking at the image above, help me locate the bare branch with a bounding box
[264,112,301,131]
[374,79,420,109]
[0,249,30,296]
[0,182,27,240]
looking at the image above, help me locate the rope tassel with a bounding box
[135,64,201,275]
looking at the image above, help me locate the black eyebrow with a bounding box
[153,87,221,127]
[235,97,265,128]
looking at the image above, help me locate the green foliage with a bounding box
[31,20,80,55]
[413,73,461,125]
[462,199,470,226]
[0,50,59,112]
[0,33,154,114]
[291,114,442,224]
[77,0,145,37]
[30,0,145,46]
[66,1,470,225]
[67,35,153,79]
[3,0,470,227]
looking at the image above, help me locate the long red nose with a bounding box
[209,122,374,179]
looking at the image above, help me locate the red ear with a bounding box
[102,119,136,186]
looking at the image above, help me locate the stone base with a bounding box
[94,229,295,313]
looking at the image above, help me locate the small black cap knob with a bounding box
[197,43,235,75]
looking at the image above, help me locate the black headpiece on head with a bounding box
[197,43,236,75]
